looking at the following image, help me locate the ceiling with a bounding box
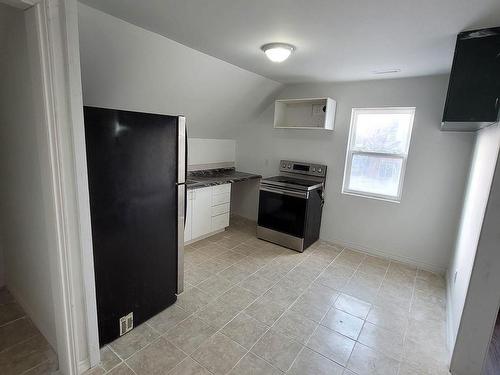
[79,0,500,83]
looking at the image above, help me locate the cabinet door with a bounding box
[184,190,193,242]
[444,30,500,122]
[191,186,212,239]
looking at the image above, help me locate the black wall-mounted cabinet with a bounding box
[442,27,500,131]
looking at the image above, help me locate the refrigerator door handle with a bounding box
[177,115,186,294]
[177,182,185,294]
[184,121,188,225]
[177,116,186,184]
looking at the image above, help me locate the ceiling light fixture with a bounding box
[261,43,295,63]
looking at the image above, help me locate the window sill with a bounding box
[341,190,401,204]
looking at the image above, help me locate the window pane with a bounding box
[353,112,413,154]
[348,154,403,198]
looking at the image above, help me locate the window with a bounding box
[342,107,415,202]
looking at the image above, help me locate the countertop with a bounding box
[186,168,261,189]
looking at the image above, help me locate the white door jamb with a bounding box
[7,0,100,373]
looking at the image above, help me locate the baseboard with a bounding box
[185,228,225,245]
[230,214,256,225]
[230,214,446,273]
[324,237,447,274]
[446,271,456,366]
[78,357,90,374]
[231,212,257,223]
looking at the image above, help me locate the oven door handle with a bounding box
[260,186,309,199]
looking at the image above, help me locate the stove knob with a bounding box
[287,164,291,169]
[281,163,286,168]
[312,167,316,172]
[318,168,322,173]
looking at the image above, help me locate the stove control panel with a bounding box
[279,160,327,177]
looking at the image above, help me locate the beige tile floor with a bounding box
[88,217,450,375]
[0,288,58,375]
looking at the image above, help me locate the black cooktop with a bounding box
[262,176,317,186]
[261,176,324,190]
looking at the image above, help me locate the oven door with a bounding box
[258,185,309,238]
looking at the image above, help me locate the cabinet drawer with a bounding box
[212,183,231,195]
[212,192,230,206]
[212,212,230,231]
[212,203,230,217]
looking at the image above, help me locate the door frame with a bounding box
[2,0,100,373]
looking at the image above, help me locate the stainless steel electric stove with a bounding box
[257,160,327,252]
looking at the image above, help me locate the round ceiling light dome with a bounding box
[261,43,295,63]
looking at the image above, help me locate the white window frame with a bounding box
[342,107,416,203]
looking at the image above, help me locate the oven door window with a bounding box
[258,190,307,237]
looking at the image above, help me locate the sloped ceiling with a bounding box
[79,0,500,83]
[78,4,283,138]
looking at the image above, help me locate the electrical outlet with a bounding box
[119,312,134,336]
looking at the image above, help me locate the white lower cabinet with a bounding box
[185,183,231,243]
[191,186,212,239]
[212,212,230,231]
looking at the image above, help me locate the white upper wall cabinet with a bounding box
[274,97,336,130]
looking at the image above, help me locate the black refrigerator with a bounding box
[83,106,185,346]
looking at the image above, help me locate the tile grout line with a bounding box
[165,356,216,375]
[0,331,40,355]
[234,242,370,371]
[102,344,139,375]
[0,314,27,329]
[178,241,325,373]
[98,227,447,375]
[326,249,367,372]
[355,259,421,375]
[184,238,280,289]
[345,257,393,373]
[222,244,347,374]
[311,253,418,370]
[19,357,52,375]
[146,321,216,375]
[288,265,345,372]
[396,265,419,375]
[123,361,139,375]
[354,260,412,374]
[139,234,295,374]
[185,241,322,373]
[213,233,438,371]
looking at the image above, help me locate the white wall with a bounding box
[447,124,500,374]
[78,3,282,139]
[188,138,235,169]
[0,3,56,347]
[233,75,474,272]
